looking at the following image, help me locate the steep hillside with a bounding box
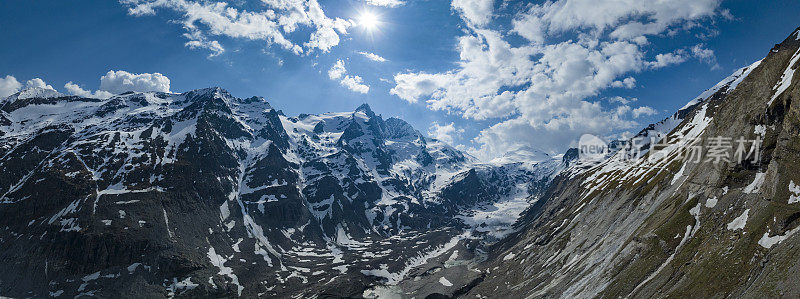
[459,26,800,298]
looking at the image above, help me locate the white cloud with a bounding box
[646,44,719,69]
[611,77,636,88]
[512,11,546,44]
[632,106,659,118]
[691,43,720,69]
[429,122,464,145]
[391,72,452,104]
[99,70,171,94]
[451,0,494,26]
[648,51,689,68]
[64,82,114,99]
[305,25,341,53]
[184,31,225,57]
[609,96,637,104]
[0,75,22,98]
[691,44,715,62]
[339,75,370,94]
[366,0,404,8]
[0,75,60,99]
[122,0,353,56]
[328,60,347,80]
[391,0,726,159]
[24,78,55,91]
[328,60,369,94]
[515,0,723,42]
[358,51,388,62]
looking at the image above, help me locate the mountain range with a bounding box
[0,26,798,298]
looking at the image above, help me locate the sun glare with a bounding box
[358,11,380,31]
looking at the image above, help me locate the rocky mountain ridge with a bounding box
[0,84,561,297]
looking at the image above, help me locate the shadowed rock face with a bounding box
[0,85,559,297]
[457,26,800,298]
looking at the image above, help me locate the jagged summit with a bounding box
[181,86,232,101]
[384,117,422,140]
[354,103,376,117]
[0,82,562,297]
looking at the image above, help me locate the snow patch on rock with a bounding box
[758,227,800,249]
[743,173,766,194]
[768,48,800,106]
[789,180,800,204]
[439,277,453,287]
[726,209,749,231]
[705,197,717,208]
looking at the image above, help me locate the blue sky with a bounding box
[1,0,799,159]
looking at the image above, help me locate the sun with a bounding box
[358,11,380,31]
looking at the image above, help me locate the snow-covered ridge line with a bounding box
[566,58,763,182]
[1,85,559,256]
[680,59,762,111]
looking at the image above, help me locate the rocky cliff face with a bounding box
[454,26,800,298]
[0,85,560,297]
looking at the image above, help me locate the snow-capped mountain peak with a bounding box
[2,86,63,103]
[490,145,551,165]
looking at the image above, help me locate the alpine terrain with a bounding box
[1,26,799,298]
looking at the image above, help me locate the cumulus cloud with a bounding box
[339,76,369,94]
[328,60,369,94]
[358,51,388,62]
[0,75,60,99]
[64,82,114,99]
[515,0,723,42]
[391,72,452,104]
[24,78,55,91]
[611,77,636,88]
[392,0,726,159]
[648,51,689,68]
[328,60,347,80]
[99,70,171,94]
[366,0,404,8]
[429,122,464,145]
[0,75,23,98]
[451,0,494,26]
[121,0,353,56]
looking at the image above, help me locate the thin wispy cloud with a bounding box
[366,0,405,8]
[358,51,388,62]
